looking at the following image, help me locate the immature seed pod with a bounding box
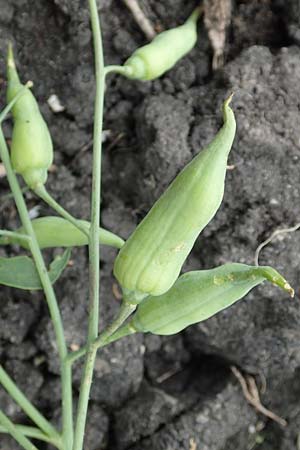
[124,7,201,81]
[0,217,124,250]
[128,264,294,335]
[114,96,236,303]
[7,45,53,189]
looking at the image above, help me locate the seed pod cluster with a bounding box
[7,45,53,189]
[124,7,201,81]
[114,95,236,303]
[0,217,124,250]
[128,264,294,335]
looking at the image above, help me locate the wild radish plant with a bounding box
[0,2,293,449]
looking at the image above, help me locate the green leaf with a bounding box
[0,248,71,290]
[48,248,72,285]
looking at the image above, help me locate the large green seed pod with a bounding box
[0,217,124,250]
[7,45,53,189]
[128,264,294,335]
[114,96,236,303]
[124,7,201,81]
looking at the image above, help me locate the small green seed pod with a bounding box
[0,217,124,250]
[7,45,53,189]
[124,7,201,81]
[128,264,294,336]
[114,96,236,303]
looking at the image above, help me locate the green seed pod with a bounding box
[128,264,294,336]
[0,217,124,250]
[114,96,236,303]
[7,45,53,189]
[124,7,201,81]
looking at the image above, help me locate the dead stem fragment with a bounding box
[189,437,197,450]
[204,0,232,70]
[231,366,287,427]
[122,0,156,40]
[254,222,300,266]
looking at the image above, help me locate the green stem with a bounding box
[0,131,73,449]
[0,409,39,450]
[67,303,136,365]
[72,1,105,448]
[0,365,58,439]
[0,424,62,448]
[104,65,133,77]
[34,185,89,238]
[1,186,29,203]
[0,229,30,246]
[0,81,33,124]
[187,4,203,24]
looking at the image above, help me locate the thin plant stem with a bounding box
[0,229,31,245]
[0,409,39,450]
[0,424,62,448]
[104,65,133,77]
[67,303,136,365]
[72,0,105,448]
[0,365,59,440]
[0,130,73,449]
[0,81,33,124]
[34,185,89,238]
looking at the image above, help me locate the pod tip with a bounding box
[7,42,15,70]
[222,92,235,123]
[225,92,234,107]
[284,282,295,298]
[188,4,204,24]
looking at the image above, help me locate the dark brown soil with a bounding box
[1,0,300,449]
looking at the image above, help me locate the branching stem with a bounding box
[0,410,39,450]
[0,130,73,449]
[72,0,105,448]
[0,365,59,440]
[67,303,136,365]
[0,423,62,448]
[35,185,89,238]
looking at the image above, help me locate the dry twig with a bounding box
[203,0,232,70]
[112,283,123,300]
[0,163,6,178]
[254,222,300,266]
[156,367,182,384]
[231,366,287,427]
[189,437,197,450]
[122,0,156,40]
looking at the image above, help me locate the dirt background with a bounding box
[1,0,300,449]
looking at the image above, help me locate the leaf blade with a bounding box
[0,248,71,290]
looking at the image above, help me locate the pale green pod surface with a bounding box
[0,217,124,249]
[7,46,40,119]
[114,96,236,303]
[7,45,53,189]
[124,8,200,81]
[10,118,53,188]
[129,263,294,336]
